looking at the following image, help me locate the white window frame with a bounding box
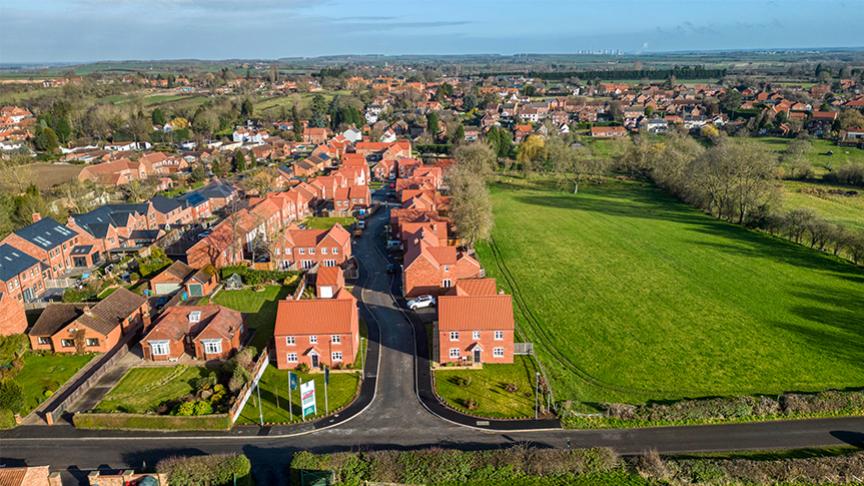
[309,335,318,344]
[449,348,460,359]
[331,335,341,344]
[299,248,305,255]
[449,331,459,341]
[332,247,339,254]
[85,338,99,347]
[493,347,505,358]
[331,351,343,362]
[37,336,51,345]
[321,247,328,255]
[188,311,201,323]
[287,352,298,363]
[285,336,295,345]
[309,247,316,255]
[202,339,223,355]
[61,339,75,348]
[494,330,504,341]
[442,279,452,288]
[150,340,170,356]
[472,331,480,340]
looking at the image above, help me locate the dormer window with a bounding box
[189,311,201,323]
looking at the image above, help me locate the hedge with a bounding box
[157,453,253,486]
[73,412,231,431]
[561,389,864,429]
[290,447,632,486]
[219,265,299,286]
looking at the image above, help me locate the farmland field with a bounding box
[749,137,864,174]
[475,177,864,408]
[782,181,864,231]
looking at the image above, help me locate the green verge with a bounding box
[73,412,230,431]
[475,176,864,409]
[434,355,539,419]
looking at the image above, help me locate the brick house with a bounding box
[149,261,217,298]
[315,265,345,298]
[0,243,47,303]
[2,216,80,279]
[141,305,245,361]
[590,126,628,138]
[28,288,149,354]
[0,291,28,336]
[401,230,482,297]
[274,224,352,270]
[274,286,360,370]
[436,278,515,364]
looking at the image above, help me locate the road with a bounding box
[2,192,863,484]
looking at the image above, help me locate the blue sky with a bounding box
[1,0,862,63]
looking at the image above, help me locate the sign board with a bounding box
[289,371,298,390]
[324,366,330,385]
[301,380,316,418]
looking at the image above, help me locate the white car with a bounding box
[407,295,436,310]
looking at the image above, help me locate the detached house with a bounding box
[401,228,483,297]
[149,261,219,297]
[28,288,149,354]
[142,305,245,361]
[274,224,352,270]
[274,273,360,370]
[436,278,515,365]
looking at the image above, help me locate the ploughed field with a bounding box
[475,177,864,407]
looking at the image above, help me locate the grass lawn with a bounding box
[237,367,360,424]
[749,137,864,174]
[434,356,539,418]
[93,365,207,414]
[476,177,864,408]
[13,353,93,415]
[204,285,292,350]
[782,180,864,231]
[303,216,355,230]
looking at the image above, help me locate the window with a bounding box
[493,347,505,358]
[494,330,504,341]
[37,337,51,345]
[202,340,223,355]
[275,248,281,256]
[287,353,298,363]
[324,259,336,267]
[472,331,480,340]
[285,336,295,345]
[309,247,316,254]
[443,265,450,272]
[188,311,201,323]
[449,348,460,359]
[321,247,328,255]
[331,335,341,344]
[150,341,170,356]
[61,339,75,348]
[286,248,292,255]
[449,331,459,341]
[331,351,343,362]
[309,335,318,344]
[86,338,99,347]
[299,248,305,255]
[332,247,339,254]
[442,279,452,288]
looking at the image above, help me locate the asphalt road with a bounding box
[2,192,864,484]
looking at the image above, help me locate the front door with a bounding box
[473,348,481,363]
[310,353,319,369]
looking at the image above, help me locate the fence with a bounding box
[38,323,141,425]
[45,278,76,289]
[514,343,534,355]
[228,348,270,425]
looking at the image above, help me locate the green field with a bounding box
[476,177,864,408]
[204,285,291,350]
[13,353,94,415]
[434,356,539,418]
[237,367,360,424]
[94,366,207,414]
[750,137,864,174]
[782,181,864,231]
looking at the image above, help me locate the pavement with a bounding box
[2,191,864,485]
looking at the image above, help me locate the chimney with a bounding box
[31,212,42,223]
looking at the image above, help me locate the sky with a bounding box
[1,0,862,63]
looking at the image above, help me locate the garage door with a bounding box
[154,283,180,295]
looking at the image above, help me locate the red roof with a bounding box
[274,291,357,335]
[438,295,514,331]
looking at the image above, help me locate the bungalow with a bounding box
[28,288,149,354]
[436,278,515,365]
[273,287,360,370]
[142,305,245,361]
[590,126,628,138]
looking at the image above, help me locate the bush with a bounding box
[0,380,24,413]
[504,382,519,393]
[192,400,213,416]
[136,247,172,277]
[157,453,252,486]
[219,265,298,286]
[295,363,309,373]
[464,398,479,410]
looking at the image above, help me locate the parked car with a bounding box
[386,263,400,274]
[357,220,366,229]
[407,295,436,310]
[386,240,402,251]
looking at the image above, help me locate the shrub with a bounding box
[453,376,472,387]
[0,334,29,364]
[219,265,298,286]
[295,363,309,373]
[464,398,479,410]
[174,401,196,416]
[157,453,252,486]
[192,400,213,416]
[634,449,669,481]
[504,382,518,393]
[234,346,257,369]
[0,380,24,413]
